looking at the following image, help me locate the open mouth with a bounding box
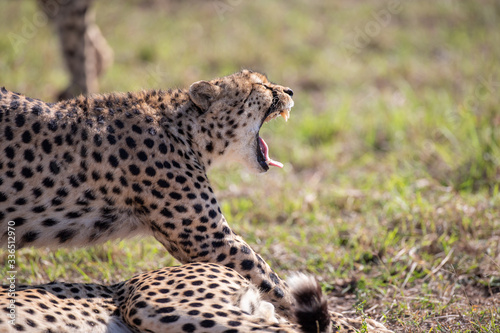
[256,107,292,171]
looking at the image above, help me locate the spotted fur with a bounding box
[0,70,299,316]
[37,0,113,100]
[0,263,393,332]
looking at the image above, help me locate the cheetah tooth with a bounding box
[280,109,290,122]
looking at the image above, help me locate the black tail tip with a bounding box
[287,273,331,333]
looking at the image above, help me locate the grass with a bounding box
[1,0,499,331]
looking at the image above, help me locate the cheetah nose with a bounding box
[284,88,293,97]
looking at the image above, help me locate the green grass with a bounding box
[1,0,500,331]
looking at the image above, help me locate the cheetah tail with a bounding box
[287,273,332,333]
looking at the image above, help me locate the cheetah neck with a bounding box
[67,89,191,117]
[65,89,217,170]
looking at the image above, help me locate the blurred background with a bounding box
[1,0,499,331]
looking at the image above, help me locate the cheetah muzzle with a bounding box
[256,88,294,170]
[188,71,294,173]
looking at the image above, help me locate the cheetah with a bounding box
[37,0,113,100]
[0,70,299,316]
[0,263,393,332]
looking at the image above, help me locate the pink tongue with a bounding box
[259,137,283,168]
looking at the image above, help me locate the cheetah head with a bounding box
[189,70,294,173]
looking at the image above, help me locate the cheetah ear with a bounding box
[189,81,221,111]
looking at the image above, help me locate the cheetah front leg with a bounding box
[149,211,295,318]
[38,0,113,100]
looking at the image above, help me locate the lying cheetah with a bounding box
[0,70,297,316]
[0,263,392,332]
